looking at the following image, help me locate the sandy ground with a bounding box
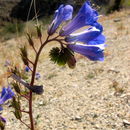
[0,10,130,130]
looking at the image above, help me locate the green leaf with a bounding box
[49,47,74,66]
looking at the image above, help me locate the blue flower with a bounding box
[60,1,99,36]
[65,27,105,44]
[68,43,105,61]
[48,4,73,35]
[24,66,30,72]
[35,72,41,80]
[0,86,15,107]
[4,60,11,67]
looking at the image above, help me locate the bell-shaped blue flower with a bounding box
[0,86,15,106]
[65,27,105,44]
[68,43,105,61]
[48,4,73,35]
[60,1,99,36]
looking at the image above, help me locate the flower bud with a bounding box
[67,55,76,69]
[13,110,22,120]
[20,46,28,66]
[0,116,6,130]
[27,33,34,47]
[12,97,22,120]
[29,85,44,95]
[36,25,42,38]
[12,82,21,94]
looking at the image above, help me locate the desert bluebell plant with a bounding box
[0,1,106,130]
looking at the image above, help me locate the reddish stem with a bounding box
[19,119,31,129]
[32,45,37,54]
[20,110,29,114]
[29,91,34,130]
[27,58,34,65]
[28,35,62,130]
[28,35,50,130]
[20,94,29,100]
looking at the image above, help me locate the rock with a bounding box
[123,119,130,126]
[113,18,121,22]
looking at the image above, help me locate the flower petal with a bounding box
[87,34,106,45]
[0,106,3,111]
[60,1,99,36]
[65,27,103,44]
[48,4,73,35]
[1,88,6,98]
[0,87,14,105]
[68,43,105,61]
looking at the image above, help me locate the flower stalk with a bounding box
[28,35,62,130]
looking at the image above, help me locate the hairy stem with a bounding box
[29,91,34,130]
[28,35,50,130]
[28,35,62,130]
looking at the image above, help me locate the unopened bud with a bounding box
[48,23,55,36]
[29,85,44,95]
[0,116,6,130]
[27,33,34,47]
[20,46,29,66]
[36,25,42,38]
[12,82,21,94]
[12,97,20,110]
[67,55,76,69]
[13,110,22,120]
[12,97,22,119]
